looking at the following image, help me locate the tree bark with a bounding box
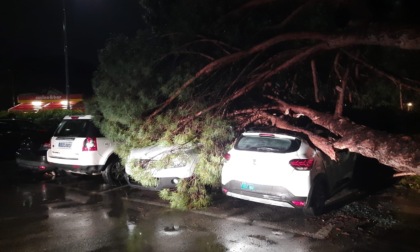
[333,53,350,118]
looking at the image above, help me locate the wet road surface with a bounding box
[1,160,420,251]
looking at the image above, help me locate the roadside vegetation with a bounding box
[398,176,420,193]
[0,110,82,131]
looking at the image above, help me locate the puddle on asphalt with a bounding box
[117,204,227,252]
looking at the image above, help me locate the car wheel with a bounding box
[102,159,125,186]
[304,180,328,216]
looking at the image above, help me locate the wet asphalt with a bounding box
[0,159,419,252]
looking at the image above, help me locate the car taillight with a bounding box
[43,142,51,149]
[223,153,231,161]
[82,137,97,151]
[289,159,314,171]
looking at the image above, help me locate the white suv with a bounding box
[47,115,124,185]
[221,130,356,215]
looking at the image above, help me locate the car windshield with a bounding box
[54,119,103,137]
[235,135,300,153]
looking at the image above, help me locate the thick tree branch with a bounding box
[311,59,320,103]
[231,108,337,159]
[333,53,350,118]
[264,96,420,174]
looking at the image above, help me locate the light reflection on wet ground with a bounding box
[0,172,321,252]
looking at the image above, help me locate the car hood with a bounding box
[128,145,186,160]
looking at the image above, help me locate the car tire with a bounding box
[102,158,125,186]
[304,180,328,216]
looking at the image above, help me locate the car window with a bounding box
[235,135,300,153]
[54,120,104,137]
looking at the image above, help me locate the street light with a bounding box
[407,102,413,111]
[62,0,70,110]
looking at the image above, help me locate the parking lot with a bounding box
[1,160,420,251]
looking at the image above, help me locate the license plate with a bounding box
[241,182,255,191]
[58,142,72,148]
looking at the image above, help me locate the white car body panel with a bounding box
[125,145,197,179]
[46,115,116,175]
[221,131,355,208]
[48,136,115,166]
[221,150,312,197]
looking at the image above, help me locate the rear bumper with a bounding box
[49,163,104,175]
[222,180,308,208]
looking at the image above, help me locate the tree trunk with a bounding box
[311,60,320,103]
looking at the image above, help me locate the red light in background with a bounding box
[292,200,305,207]
[43,142,51,149]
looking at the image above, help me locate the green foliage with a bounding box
[127,159,159,187]
[398,176,420,193]
[159,178,212,210]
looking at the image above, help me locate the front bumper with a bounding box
[222,180,307,208]
[125,174,180,191]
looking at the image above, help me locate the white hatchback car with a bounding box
[125,145,198,190]
[221,130,356,215]
[47,115,124,185]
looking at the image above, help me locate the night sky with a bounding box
[0,0,144,109]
